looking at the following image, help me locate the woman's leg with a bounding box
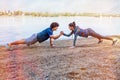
[88,28,114,43]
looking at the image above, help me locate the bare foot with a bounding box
[5,44,13,51]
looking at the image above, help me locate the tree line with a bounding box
[0,10,120,17]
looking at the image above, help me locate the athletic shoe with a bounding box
[112,39,118,45]
[5,44,13,51]
[98,40,103,44]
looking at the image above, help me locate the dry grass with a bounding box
[0,38,120,80]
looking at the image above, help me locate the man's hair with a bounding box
[50,22,59,29]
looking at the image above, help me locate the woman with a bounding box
[62,22,117,48]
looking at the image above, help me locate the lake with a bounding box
[0,16,120,44]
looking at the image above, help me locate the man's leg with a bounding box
[5,39,26,50]
[9,39,26,46]
[7,39,26,48]
[6,34,38,49]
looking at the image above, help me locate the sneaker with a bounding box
[112,39,118,45]
[27,44,30,47]
[98,40,103,44]
[5,44,13,51]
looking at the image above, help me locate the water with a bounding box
[0,16,120,44]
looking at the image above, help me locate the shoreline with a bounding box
[0,35,119,47]
[0,37,120,79]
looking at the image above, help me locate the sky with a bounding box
[0,0,119,13]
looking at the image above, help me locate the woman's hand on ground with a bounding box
[69,46,76,49]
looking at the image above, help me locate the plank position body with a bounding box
[61,22,117,48]
[6,22,62,50]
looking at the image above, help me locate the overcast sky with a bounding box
[0,0,119,13]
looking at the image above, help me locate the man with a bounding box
[6,22,62,50]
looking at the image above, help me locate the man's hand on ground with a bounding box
[50,44,56,48]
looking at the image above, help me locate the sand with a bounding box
[0,37,120,80]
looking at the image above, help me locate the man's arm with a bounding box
[50,38,54,47]
[50,33,62,40]
[49,33,63,47]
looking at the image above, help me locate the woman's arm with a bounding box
[73,34,78,46]
[69,34,78,48]
[63,31,74,37]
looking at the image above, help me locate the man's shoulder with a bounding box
[38,27,50,34]
[44,27,50,30]
[46,27,53,32]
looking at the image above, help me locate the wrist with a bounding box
[50,44,53,46]
[50,44,55,48]
[60,34,62,36]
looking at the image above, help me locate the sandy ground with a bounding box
[0,37,120,80]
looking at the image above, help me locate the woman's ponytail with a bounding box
[72,21,76,27]
[69,21,76,28]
